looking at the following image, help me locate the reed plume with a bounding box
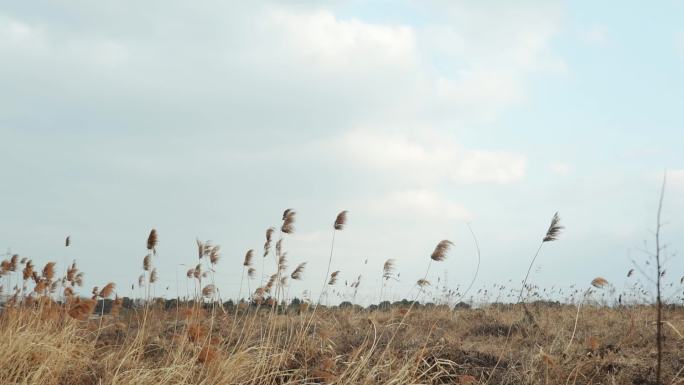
[99,282,115,298]
[383,259,395,280]
[431,240,453,262]
[209,245,220,265]
[543,212,563,242]
[243,249,254,267]
[328,271,340,285]
[22,260,34,281]
[278,253,288,273]
[591,277,608,288]
[150,268,158,283]
[147,229,158,252]
[68,299,96,320]
[417,278,430,287]
[281,209,296,234]
[247,267,256,279]
[334,210,348,230]
[65,236,71,247]
[143,254,152,271]
[0,259,9,273]
[74,272,84,287]
[265,274,277,293]
[263,227,275,257]
[10,254,18,271]
[291,262,306,280]
[202,284,215,297]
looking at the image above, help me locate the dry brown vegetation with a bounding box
[0,206,682,384]
[0,300,682,385]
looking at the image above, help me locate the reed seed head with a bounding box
[243,249,254,267]
[209,245,220,265]
[431,240,453,262]
[281,209,296,234]
[328,271,340,285]
[591,277,608,288]
[100,282,116,298]
[291,262,306,280]
[147,229,158,251]
[543,212,563,242]
[143,254,152,271]
[383,259,395,280]
[334,210,348,230]
[202,284,215,297]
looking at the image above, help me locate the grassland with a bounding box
[0,209,682,384]
[0,299,682,385]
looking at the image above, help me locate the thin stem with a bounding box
[655,171,666,385]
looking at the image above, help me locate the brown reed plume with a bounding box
[591,277,608,288]
[147,229,158,253]
[68,298,96,321]
[22,260,34,281]
[281,209,296,234]
[0,259,10,273]
[263,227,275,257]
[431,240,453,262]
[328,271,340,286]
[202,284,215,298]
[143,254,151,271]
[209,245,220,265]
[10,254,18,271]
[278,253,288,273]
[543,212,563,242]
[291,262,306,280]
[150,269,158,283]
[42,262,56,281]
[416,278,430,287]
[247,267,256,279]
[265,274,277,293]
[99,282,115,298]
[334,210,348,230]
[243,249,254,267]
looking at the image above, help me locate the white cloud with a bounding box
[336,128,527,185]
[367,189,471,221]
[265,8,416,71]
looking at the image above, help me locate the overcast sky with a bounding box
[1,1,683,305]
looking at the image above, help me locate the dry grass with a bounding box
[0,209,682,384]
[0,301,682,385]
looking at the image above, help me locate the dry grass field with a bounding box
[0,211,682,385]
[0,299,682,385]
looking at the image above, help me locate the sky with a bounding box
[1,1,683,305]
